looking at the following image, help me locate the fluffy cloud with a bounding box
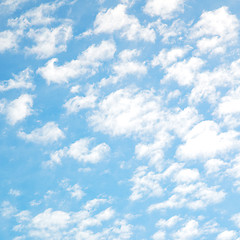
[67,138,110,163]
[231,213,240,229]
[88,87,163,137]
[216,230,237,240]
[176,121,240,161]
[190,7,240,55]
[173,220,200,240]
[189,58,240,105]
[152,230,166,240]
[64,87,98,113]
[92,4,155,42]
[2,94,34,125]
[0,68,34,91]
[0,0,30,13]
[60,180,85,200]
[9,189,21,197]
[152,46,191,68]
[162,57,205,86]
[25,24,72,59]
[156,216,182,228]
[204,159,226,175]
[18,122,65,144]
[1,201,17,218]
[13,200,126,240]
[46,138,110,166]
[100,49,147,86]
[0,30,19,53]
[8,2,62,29]
[148,181,226,211]
[129,166,162,201]
[144,0,186,19]
[37,40,116,84]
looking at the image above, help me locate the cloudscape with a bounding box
[1,0,240,239]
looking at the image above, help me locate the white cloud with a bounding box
[1,201,16,217]
[8,2,61,29]
[156,216,182,228]
[67,138,110,163]
[64,87,98,113]
[25,24,72,59]
[0,30,18,53]
[231,213,240,228]
[61,180,85,200]
[152,46,191,68]
[176,121,240,161]
[189,58,240,105]
[64,95,97,113]
[152,230,166,240]
[226,155,240,187]
[190,7,240,55]
[173,220,200,240]
[215,82,240,127]
[17,201,118,239]
[148,181,226,211]
[204,159,226,175]
[89,87,200,167]
[18,122,65,144]
[216,230,237,240]
[0,68,34,91]
[135,131,173,167]
[162,57,205,86]
[0,0,30,13]
[37,40,116,84]
[173,169,200,183]
[9,189,21,197]
[88,87,163,137]
[46,138,110,166]
[5,94,33,125]
[100,49,147,86]
[144,0,186,19]
[129,166,162,201]
[92,4,155,42]
[153,19,187,43]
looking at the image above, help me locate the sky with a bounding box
[1,0,240,239]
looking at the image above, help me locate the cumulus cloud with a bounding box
[156,216,182,228]
[37,40,116,84]
[88,87,163,137]
[176,121,240,161]
[162,57,205,86]
[144,0,186,19]
[45,138,110,166]
[129,166,162,201]
[0,0,30,13]
[216,230,237,240]
[13,200,127,240]
[91,4,155,42]
[100,49,147,86]
[25,24,72,59]
[148,181,226,212]
[64,86,98,114]
[190,7,240,55]
[8,2,63,29]
[0,68,34,91]
[67,138,110,163]
[2,94,34,125]
[0,30,19,53]
[204,159,226,175]
[18,122,65,144]
[152,46,191,68]
[173,220,200,240]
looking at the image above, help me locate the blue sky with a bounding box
[1,0,240,239]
